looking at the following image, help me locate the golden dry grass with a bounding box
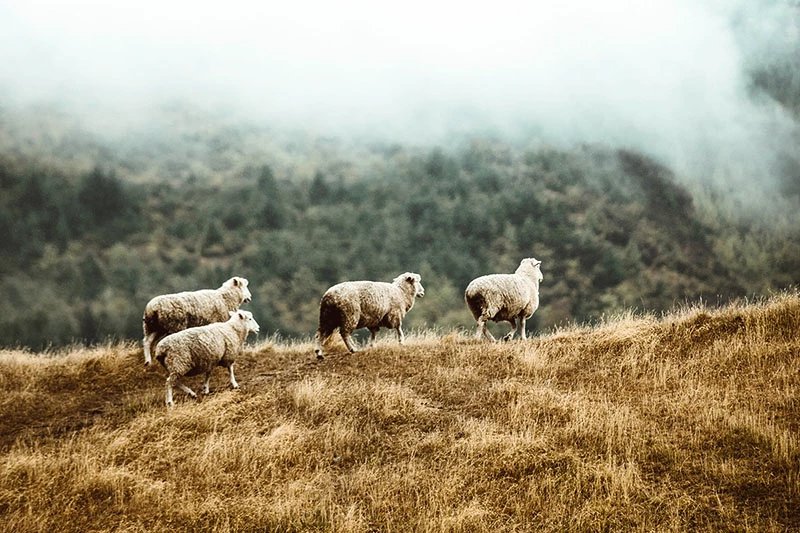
[0,292,798,532]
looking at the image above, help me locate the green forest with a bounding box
[1,107,799,350]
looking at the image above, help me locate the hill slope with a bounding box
[1,293,799,532]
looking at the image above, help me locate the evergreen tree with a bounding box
[78,167,127,225]
[309,171,330,204]
[258,165,286,229]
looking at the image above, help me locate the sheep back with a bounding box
[465,274,537,322]
[144,284,242,339]
[156,320,244,377]
[319,281,404,334]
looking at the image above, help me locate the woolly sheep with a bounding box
[314,272,425,359]
[465,258,543,342]
[156,309,260,407]
[142,277,252,366]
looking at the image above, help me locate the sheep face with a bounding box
[519,258,543,283]
[396,273,425,298]
[414,278,425,298]
[230,310,260,334]
[225,276,252,303]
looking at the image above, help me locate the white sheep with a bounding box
[155,310,260,407]
[142,277,252,366]
[313,272,425,359]
[464,258,543,342]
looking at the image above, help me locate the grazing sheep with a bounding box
[314,272,425,359]
[142,277,252,366]
[156,310,260,407]
[465,258,543,342]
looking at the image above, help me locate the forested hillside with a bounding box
[1,104,799,349]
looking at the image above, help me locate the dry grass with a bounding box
[0,292,798,532]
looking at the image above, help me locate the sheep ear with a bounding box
[232,278,240,286]
[406,275,414,283]
[238,311,245,320]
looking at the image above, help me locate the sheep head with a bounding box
[395,272,425,298]
[229,310,260,335]
[224,276,252,303]
[516,258,543,283]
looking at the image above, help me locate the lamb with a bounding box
[464,258,543,342]
[142,277,252,366]
[313,272,425,359]
[156,310,260,407]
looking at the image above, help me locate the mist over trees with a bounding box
[0,1,799,350]
[1,111,798,350]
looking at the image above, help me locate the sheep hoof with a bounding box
[316,354,325,360]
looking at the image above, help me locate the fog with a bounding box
[1,0,798,184]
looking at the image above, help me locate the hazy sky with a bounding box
[0,0,797,178]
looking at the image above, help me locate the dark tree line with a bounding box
[1,140,799,350]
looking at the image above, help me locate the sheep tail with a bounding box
[316,300,343,342]
[465,292,487,321]
[143,309,160,335]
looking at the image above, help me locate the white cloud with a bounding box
[0,0,797,182]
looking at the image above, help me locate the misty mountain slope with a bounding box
[2,108,798,350]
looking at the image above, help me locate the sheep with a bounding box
[142,277,252,366]
[313,272,425,359]
[156,310,260,407]
[464,258,543,342]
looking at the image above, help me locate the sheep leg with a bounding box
[519,315,528,340]
[228,364,239,389]
[314,332,326,359]
[203,372,212,395]
[476,317,496,342]
[166,374,197,406]
[367,327,380,348]
[396,325,405,345]
[502,319,518,342]
[177,382,198,399]
[166,376,173,407]
[143,332,157,366]
[340,330,359,353]
[474,318,483,340]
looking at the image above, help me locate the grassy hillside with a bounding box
[1,292,798,532]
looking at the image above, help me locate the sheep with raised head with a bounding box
[465,258,543,342]
[142,277,252,366]
[156,309,260,407]
[314,272,425,359]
